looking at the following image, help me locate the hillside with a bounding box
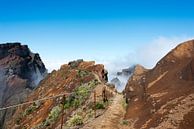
[124,39,194,129]
[5,60,119,129]
[0,43,47,129]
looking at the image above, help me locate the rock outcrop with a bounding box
[124,39,194,129]
[0,43,47,129]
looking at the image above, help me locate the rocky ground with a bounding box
[82,93,127,129]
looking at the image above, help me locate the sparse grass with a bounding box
[121,99,128,109]
[22,126,27,129]
[76,84,90,98]
[63,85,89,109]
[49,105,62,121]
[23,105,36,116]
[37,79,99,128]
[42,105,62,127]
[88,79,99,88]
[63,79,99,109]
[23,102,41,116]
[121,120,129,125]
[95,102,105,109]
[77,70,89,78]
[86,109,94,118]
[67,114,83,127]
[15,117,22,125]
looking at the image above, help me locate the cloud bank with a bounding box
[44,36,193,76]
[137,36,193,69]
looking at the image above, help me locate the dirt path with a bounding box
[82,94,126,129]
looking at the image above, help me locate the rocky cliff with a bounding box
[0,43,47,128]
[125,40,194,129]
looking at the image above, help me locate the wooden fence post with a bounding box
[94,91,96,118]
[61,95,66,129]
[102,87,108,102]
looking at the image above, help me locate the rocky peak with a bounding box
[0,42,47,88]
[66,59,108,82]
[133,64,147,76]
[0,42,47,129]
[124,39,194,129]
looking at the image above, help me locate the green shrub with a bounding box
[88,79,99,88]
[15,117,22,125]
[67,114,83,127]
[64,94,78,109]
[43,119,51,127]
[23,104,36,116]
[63,80,98,110]
[64,84,90,109]
[64,101,71,109]
[95,102,105,109]
[48,105,62,122]
[22,126,27,129]
[121,120,129,125]
[76,85,89,98]
[42,105,62,127]
[23,102,42,116]
[77,70,89,78]
[72,99,81,108]
[121,99,128,109]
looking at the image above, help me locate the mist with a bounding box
[102,36,193,91]
[43,36,193,92]
[31,67,47,88]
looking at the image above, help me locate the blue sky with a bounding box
[0,0,194,72]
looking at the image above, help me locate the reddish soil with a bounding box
[5,60,108,129]
[125,39,194,129]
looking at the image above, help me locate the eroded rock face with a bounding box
[124,40,194,129]
[0,43,47,129]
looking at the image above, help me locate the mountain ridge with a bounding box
[124,39,194,129]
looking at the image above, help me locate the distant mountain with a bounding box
[110,65,143,92]
[116,66,136,76]
[125,39,194,129]
[0,43,47,129]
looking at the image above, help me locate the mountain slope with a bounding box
[5,60,111,129]
[0,43,47,129]
[124,39,194,129]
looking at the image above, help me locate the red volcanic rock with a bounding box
[0,43,47,129]
[125,39,194,129]
[5,60,108,129]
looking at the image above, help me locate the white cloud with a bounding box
[43,36,193,75]
[42,35,193,92]
[96,53,136,75]
[137,36,193,69]
[43,59,69,72]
